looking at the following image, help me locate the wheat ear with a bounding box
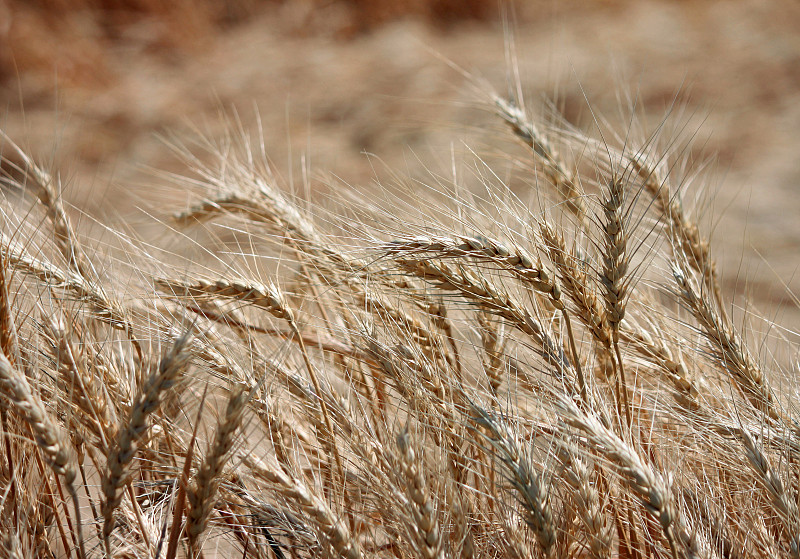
[43,318,116,450]
[1,234,141,359]
[386,234,587,397]
[101,332,193,554]
[396,258,577,391]
[672,263,779,420]
[539,221,611,349]
[740,431,800,557]
[0,253,21,365]
[396,428,445,559]
[157,276,347,503]
[477,311,505,395]
[471,403,557,557]
[384,233,556,292]
[621,321,701,412]
[556,394,703,559]
[494,95,587,222]
[600,176,633,427]
[186,384,249,555]
[0,352,84,559]
[243,454,363,559]
[0,132,93,280]
[557,445,613,559]
[630,154,723,308]
[0,354,76,484]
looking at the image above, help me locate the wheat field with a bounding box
[0,61,799,559]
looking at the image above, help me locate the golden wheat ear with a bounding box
[101,332,193,555]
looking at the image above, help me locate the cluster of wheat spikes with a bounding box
[0,80,797,559]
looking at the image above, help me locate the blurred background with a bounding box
[1,0,800,327]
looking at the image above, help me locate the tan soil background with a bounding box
[2,0,800,338]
